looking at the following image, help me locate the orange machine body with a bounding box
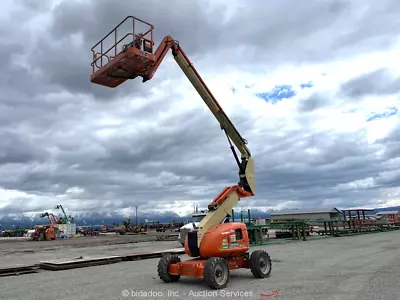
[168,254,249,279]
[184,222,249,258]
[174,222,250,278]
[45,225,56,240]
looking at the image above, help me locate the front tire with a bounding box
[157,254,181,283]
[203,257,230,289]
[249,250,272,278]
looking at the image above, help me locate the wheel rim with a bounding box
[259,256,271,274]
[214,263,228,285]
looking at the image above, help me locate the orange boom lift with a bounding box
[90,16,272,289]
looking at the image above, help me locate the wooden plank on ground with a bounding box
[39,256,123,271]
[38,248,185,270]
[0,264,39,277]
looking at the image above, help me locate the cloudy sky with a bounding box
[0,0,399,217]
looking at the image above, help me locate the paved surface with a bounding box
[0,231,177,248]
[0,240,182,268]
[0,232,180,268]
[1,230,400,300]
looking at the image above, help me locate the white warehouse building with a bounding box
[271,208,343,221]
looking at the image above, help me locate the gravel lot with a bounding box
[1,230,399,300]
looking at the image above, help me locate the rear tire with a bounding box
[249,250,272,278]
[157,254,181,283]
[203,257,230,289]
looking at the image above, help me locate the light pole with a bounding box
[135,206,138,226]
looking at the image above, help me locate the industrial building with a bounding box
[271,208,343,221]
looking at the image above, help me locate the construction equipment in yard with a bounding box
[1,228,27,237]
[90,16,271,289]
[31,225,57,241]
[117,216,147,235]
[40,212,58,225]
[55,204,69,223]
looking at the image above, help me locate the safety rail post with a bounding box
[115,27,117,58]
[101,42,103,69]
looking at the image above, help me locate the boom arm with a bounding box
[145,37,255,246]
[55,205,69,223]
[149,37,255,195]
[90,26,255,249]
[40,212,57,225]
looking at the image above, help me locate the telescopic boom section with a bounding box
[90,21,255,247]
[150,37,255,194]
[152,38,251,158]
[154,37,255,247]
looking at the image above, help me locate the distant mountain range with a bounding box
[0,206,399,230]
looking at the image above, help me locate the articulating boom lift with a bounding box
[90,16,271,289]
[40,212,57,225]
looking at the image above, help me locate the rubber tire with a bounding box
[249,250,272,278]
[157,254,181,283]
[203,257,230,289]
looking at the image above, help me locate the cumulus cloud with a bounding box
[0,0,399,218]
[339,69,400,99]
